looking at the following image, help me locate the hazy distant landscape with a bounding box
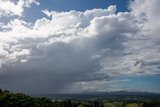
[34,91,160,101]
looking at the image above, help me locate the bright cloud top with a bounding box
[0,0,39,16]
[0,0,160,93]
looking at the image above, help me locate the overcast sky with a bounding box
[0,0,160,94]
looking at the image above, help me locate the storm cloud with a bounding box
[0,0,160,93]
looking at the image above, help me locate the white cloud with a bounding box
[0,0,160,93]
[0,0,39,17]
[130,0,160,36]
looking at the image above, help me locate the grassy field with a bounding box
[125,103,140,107]
[103,102,141,107]
[104,103,115,107]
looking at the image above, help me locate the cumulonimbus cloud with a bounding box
[0,0,160,93]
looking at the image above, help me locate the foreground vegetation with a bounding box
[0,89,160,107]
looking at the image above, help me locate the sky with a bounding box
[0,0,160,94]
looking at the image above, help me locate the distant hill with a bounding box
[33,91,160,101]
[81,91,160,96]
